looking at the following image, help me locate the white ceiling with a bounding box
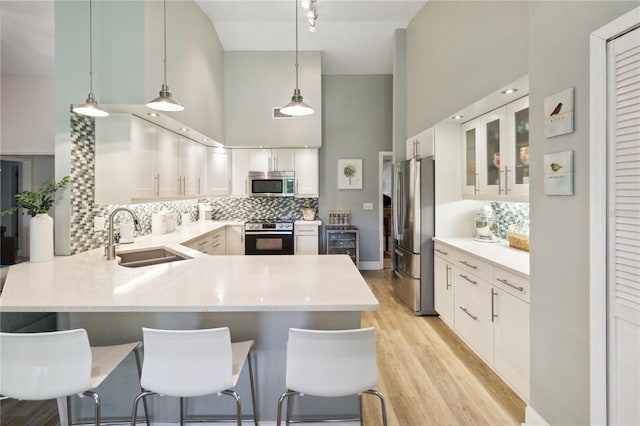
[194,0,427,74]
[0,0,426,76]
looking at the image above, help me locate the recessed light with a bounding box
[202,137,209,142]
[501,88,518,95]
[147,112,159,117]
[180,127,189,132]
[452,115,464,120]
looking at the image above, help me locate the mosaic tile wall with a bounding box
[68,114,318,254]
[491,201,529,239]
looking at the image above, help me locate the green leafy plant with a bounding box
[0,176,70,217]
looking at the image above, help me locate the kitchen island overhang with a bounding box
[0,239,379,423]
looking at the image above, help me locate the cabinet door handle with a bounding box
[198,178,201,195]
[459,306,478,321]
[459,274,477,285]
[178,177,183,195]
[245,178,248,195]
[416,140,420,157]
[491,289,498,322]
[499,168,505,195]
[445,265,452,289]
[434,248,448,255]
[496,278,524,292]
[296,179,299,194]
[240,229,244,243]
[459,260,478,269]
[474,173,479,194]
[155,174,160,197]
[504,166,510,194]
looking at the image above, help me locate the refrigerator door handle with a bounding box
[393,165,402,239]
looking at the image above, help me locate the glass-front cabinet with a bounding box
[461,96,529,201]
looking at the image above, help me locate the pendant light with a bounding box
[146,0,184,112]
[73,0,108,118]
[280,0,314,117]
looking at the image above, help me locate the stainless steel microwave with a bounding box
[248,171,295,197]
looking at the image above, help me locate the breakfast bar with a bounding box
[0,223,379,423]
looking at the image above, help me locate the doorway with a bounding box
[0,158,31,262]
[379,151,393,269]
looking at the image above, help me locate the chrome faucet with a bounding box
[106,208,142,260]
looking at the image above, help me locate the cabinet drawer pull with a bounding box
[491,289,498,323]
[496,278,524,292]
[434,248,448,255]
[459,306,478,321]
[459,260,478,269]
[445,265,452,289]
[459,274,477,285]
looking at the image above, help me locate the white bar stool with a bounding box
[131,327,258,426]
[0,329,150,426]
[277,327,388,426]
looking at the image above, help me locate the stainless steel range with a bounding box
[244,221,294,255]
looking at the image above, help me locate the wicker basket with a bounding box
[508,230,530,252]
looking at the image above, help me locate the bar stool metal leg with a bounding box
[362,389,388,426]
[131,391,156,425]
[133,347,151,426]
[247,350,259,426]
[221,390,242,426]
[276,390,299,426]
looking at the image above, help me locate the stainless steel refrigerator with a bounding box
[392,157,436,315]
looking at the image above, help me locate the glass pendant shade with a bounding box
[281,88,314,116]
[73,93,109,117]
[146,83,184,112]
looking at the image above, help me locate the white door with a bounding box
[607,26,640,426]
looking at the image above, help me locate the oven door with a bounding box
[245,231,294,255]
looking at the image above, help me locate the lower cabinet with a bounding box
[294,223,319,255]
[225,225,245,255]
[433,241,530,401]
[183,229,226,255]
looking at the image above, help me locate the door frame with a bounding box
[589,7,640,425]
[379,151,393,270]
[0,156,32,258]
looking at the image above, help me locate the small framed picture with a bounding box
[544,88,574,138]
[338,159,362,189]
[544,150,574,195]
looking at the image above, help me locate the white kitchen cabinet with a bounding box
[184,229,225,255]
[405,126,434,160]
[433,241,530,401]
[231,149,250,196]
[249,148,295,172]
[493,286,530,400]
[207,147,231,196]
[179,138,207,197]
[225,225,244,255]
[294,222,319,255]
[96,114,185,204]
[294,148,319,197]
[434,250,455,327]
[461,96,529,201]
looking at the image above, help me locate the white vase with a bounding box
[30,213,54,262]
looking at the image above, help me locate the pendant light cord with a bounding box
[89,0,94,94]
[163,0,168,86]
[294,0,299,90]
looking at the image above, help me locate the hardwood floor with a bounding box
[0,269,525,426]
[360,269,525,426]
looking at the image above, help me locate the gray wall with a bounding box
[224,51,322,147]
[406,1,638,424]
[320,75,392,265]
[528,2,638,424]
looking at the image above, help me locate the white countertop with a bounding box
[0,221,378,313]
[294,219,322,226]
[433,237,529,277]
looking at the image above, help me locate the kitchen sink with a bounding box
[117,247,191,268]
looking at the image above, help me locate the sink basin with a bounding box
[117,247,191,268]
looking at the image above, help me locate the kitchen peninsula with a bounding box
[0,221,379,423]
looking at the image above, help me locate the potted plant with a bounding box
[0,176,69,262]
[302,199,316,221]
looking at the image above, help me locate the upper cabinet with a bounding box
[207,146,231,196]
[294,148,319,197]
[405,127,435,160]
[249,148,295,172]
[462,96,529,202]
[95,114,208,204]
[224,51,322,148]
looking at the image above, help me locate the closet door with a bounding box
[607,26,640,426]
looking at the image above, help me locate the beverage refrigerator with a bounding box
[392,157,436,315]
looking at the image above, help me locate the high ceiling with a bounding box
[0,0,426,76]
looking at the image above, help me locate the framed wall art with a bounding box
[544,150,574,195]
[544,88,574,138]
[338,159,362,189]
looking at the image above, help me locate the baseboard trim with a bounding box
[524,406,549,426]
[358,261,381,270]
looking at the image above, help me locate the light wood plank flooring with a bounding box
[0,269,524,425]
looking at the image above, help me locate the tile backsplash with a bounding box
[491,201,529,239]
[68,113,317,255]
